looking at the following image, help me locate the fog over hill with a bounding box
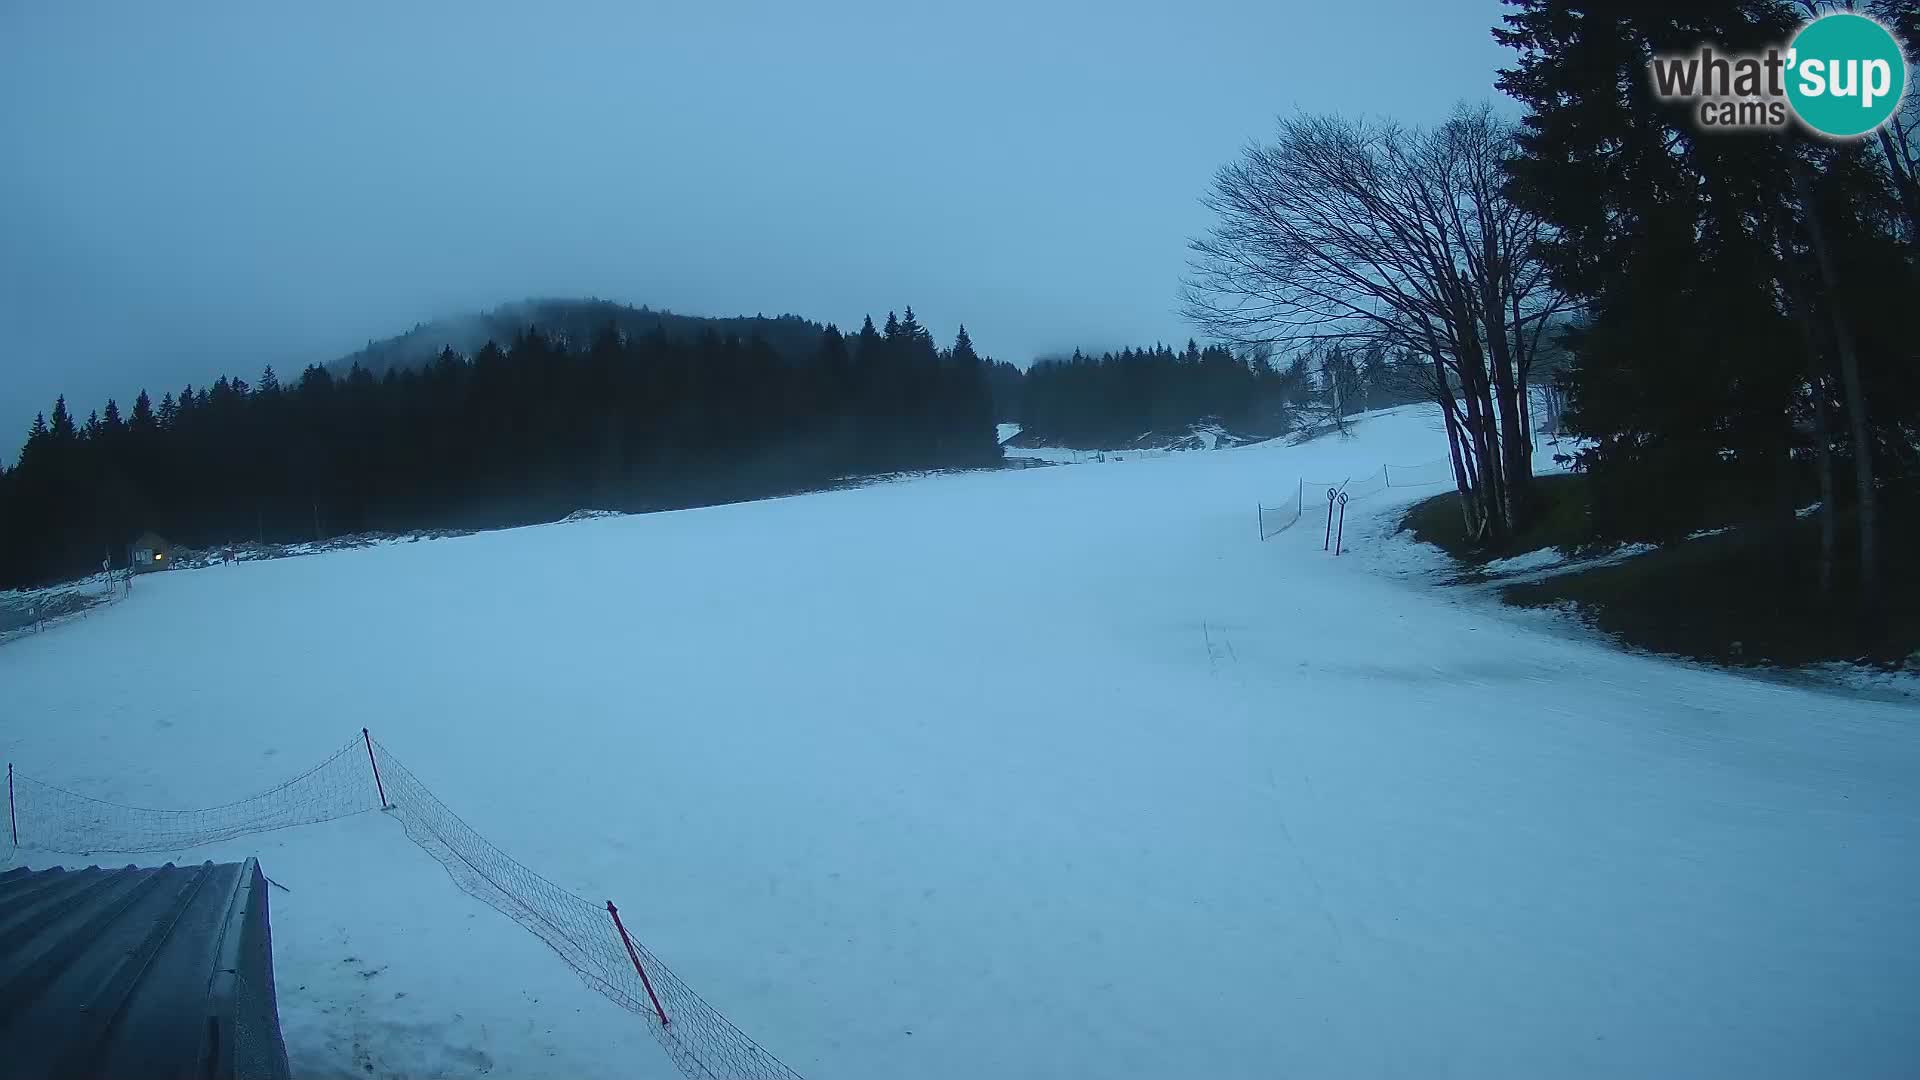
[328,298,831,376]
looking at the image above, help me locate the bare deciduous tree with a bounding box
[1183,104,1569,542]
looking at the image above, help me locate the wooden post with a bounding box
[362,728,389,809]
[607,901,670,1027]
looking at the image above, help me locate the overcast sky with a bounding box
[0,0,1511,445]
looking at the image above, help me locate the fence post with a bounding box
[8,763,15,847]
[362,728,389,810]
[607,901,671,1027]
[1257,504,1263,542]
[1384,464,1390,488]
[1335,492,1349,556]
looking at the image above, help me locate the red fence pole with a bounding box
[608,901,671,1027]
[8,763,16,847]
[362,728,389,809]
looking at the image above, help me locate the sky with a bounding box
[0,0,1513,446]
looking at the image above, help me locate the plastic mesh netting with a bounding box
[372,744,806,1080]
[1385,459,1455,488]
[1257,489,1303,539]
[1341,466,1388,500]
[1258,458,1456,542]
[8,737,378,854]
[5,734,806,1080]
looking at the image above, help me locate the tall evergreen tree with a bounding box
[129,390,155,432]
[1495,0,1916,611]
[49,396,75,442]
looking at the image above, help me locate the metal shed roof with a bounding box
[0,858,291,1080]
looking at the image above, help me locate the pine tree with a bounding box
[49,396,75,442]
[21,413,48,463]
[899,306,932,351]
[951,325,976,363]
[130,390,156,431]
[1497,0,1806,545]
[948,325,998,463]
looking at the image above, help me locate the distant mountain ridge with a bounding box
[328,298,830,376]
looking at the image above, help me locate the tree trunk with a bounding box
[1432,353,1481,539]
[1469,377,1507,542]
[1479,279,1533,535]
[1517,366,1533,452]
[1451,302,1507,543]
[1795,164,1877,602]
[1877,126,1920,258]
[1774,211,1836,599]
[1807,378,1837,598]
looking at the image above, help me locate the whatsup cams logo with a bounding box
[1649,12,1909,138]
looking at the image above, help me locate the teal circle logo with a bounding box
[1786,13,1908,138]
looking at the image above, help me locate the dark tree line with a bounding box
[1015,342,1298,448]
[983,358,1026,423]
[0,307,998,589]
[1497,0,1920,613]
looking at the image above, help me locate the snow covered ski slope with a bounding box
[4,405,1916,1079]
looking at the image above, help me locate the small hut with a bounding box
[130,530,174,573]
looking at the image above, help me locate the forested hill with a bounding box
[1,308,1001,589]
[330,298,829,377]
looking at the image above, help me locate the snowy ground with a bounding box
[4,405,1917,1079]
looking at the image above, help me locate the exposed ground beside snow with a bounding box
[1,572,123,640]
[1000,419,1259,458]
[4,404,1916,1079]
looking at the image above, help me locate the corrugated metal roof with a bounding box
[0,858,291,1080]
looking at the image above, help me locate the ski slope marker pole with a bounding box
[8,763,15,846]
[1335,492,1349,556]
[1324,488,1338,550]
[608,901,671,1027]
[362,728,389,809]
